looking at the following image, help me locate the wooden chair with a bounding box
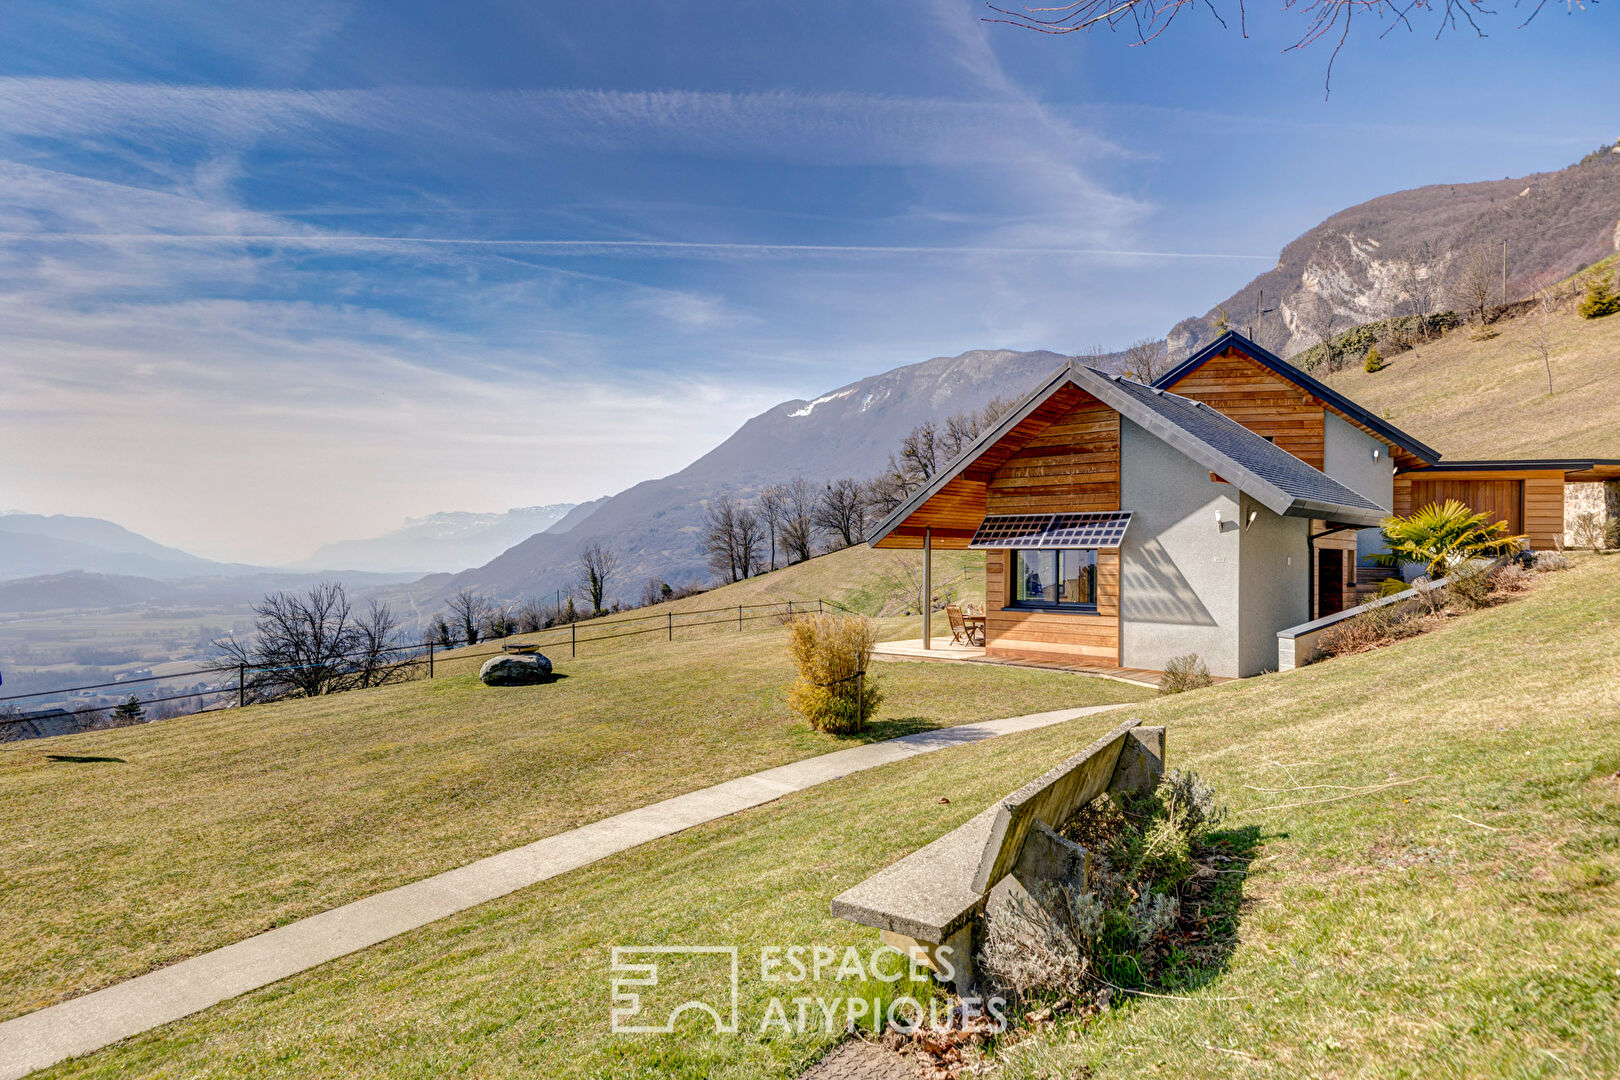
[946,604,972,646]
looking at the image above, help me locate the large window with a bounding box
[1010,549,1098,609]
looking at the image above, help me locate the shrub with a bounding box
[1373,499,1526,580]
[1489,562,1534,595]
[1578,270,1620,319]
[1318,604,1421,658]
[1569,511,1606,552]
[1376,576,1412,599]
[1158,653,1212,695]
[1444,562,1494,610]
[983,772,1224,1000]
[784,612,881,734]
[1534,550,1570,572]
[1363,346,1385,373]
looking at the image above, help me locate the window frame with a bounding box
[1003,547,1100,614]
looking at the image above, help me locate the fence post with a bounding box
[786,599,792,619]
[819,598,824,614]
[571,621,577,658]
[428,641,434,679]
[238,663,246,708]
[667,610,673,642]
[738,604,743,631]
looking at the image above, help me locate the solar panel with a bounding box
[968,511,1132,550]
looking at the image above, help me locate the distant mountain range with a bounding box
[0,569,417,614]
[385,348,1079,609]
[398,147,1620,612]
[16,149,1619,620]
[0,512,261,582]
[291,503,581,574]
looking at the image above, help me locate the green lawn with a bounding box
[27,555,1620,1078]
[0,592,1144,1023]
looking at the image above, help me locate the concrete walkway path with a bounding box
[0,703,1129,1080]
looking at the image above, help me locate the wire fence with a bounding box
[0,596,857,730]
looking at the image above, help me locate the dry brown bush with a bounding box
[784,612,881,734]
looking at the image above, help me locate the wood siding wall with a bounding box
[1161,349,1325,469]
[982,394,1123,663]
[1395,471,1566,550]
[984,550,1121,663]
[984,398,1120,515]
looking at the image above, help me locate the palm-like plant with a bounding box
[1371,499,1526,581]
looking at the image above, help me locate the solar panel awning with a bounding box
[968,511,1133,550]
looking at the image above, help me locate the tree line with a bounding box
[700,394,1019,584]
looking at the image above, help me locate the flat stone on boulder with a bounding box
[479,653,553,686]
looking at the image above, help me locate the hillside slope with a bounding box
[1320,302,1620,459]
[1171,149,1620,358]
[395,348,1070,607]
[28,555,1620,1078]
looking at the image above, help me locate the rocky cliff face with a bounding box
[1169,150,1620,359]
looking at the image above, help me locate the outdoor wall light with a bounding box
[1372,447,1382,461]
[1246,509,1259,530]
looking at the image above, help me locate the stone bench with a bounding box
[830,717,1164,991]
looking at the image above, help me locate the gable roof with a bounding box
[867,362,1390,548]
[1153,330,1441,465]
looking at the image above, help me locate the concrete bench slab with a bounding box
[830,717,1165,990]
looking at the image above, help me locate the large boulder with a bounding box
[479,653,554,686]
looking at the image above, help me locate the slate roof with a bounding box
[867,361,1390,547]
[1152,330,1441,465]
[1099,372,1389,524]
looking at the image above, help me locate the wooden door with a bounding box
[1317,549,1346,618]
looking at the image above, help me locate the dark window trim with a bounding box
[1004,547,1100,613]
[1002,600,1102,616]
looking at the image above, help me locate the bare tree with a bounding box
[1447,245,1498,326]
[757,484,787,572]
[1525,284,1560,395]
[216,583,411,703]
[980,0,1571,95]
[815,478,870,549]
[446,588,489,646]
[939,396,1017,460]
[1297,294,1339,372]
[863,471,909,519]
[734,505,764,579]
[1118,338,1171,383]
[1394,242,1440,340]
[703,493,745,584]
[779,477,818,564]
[577,541,619,616]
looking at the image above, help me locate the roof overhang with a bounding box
[1398,459,1620,482]
[867,362,1390,546]
[1154,330,1442,466]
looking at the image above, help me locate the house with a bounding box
[1154,332,1620,596]
[868,359,1386,678]
[869,331,1619,679]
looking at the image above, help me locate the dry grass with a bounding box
[28,555,1620,1079]
[1322,300,1620,458]
[0,547,1143,1022]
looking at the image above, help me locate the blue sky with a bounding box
[0,0,1612,563]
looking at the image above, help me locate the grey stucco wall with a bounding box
[1322,411,1395,565]
[1237,495,1310,675]
[1119,418,1242,678]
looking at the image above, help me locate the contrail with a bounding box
[0,232,1273,261]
